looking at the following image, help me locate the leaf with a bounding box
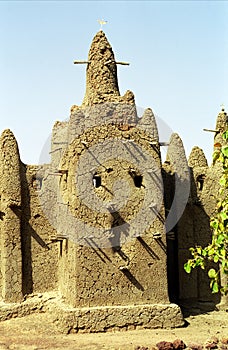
[210,220,218,230]
[208,268,217,279]
[221,249,226,257]
[196,247,202,254]
[217,201,222,208]
[202,249,208,257]
[220,212,228,221]
[189,247,195,254]
[219,154,225,163]
[213,151,220,163]
[219,177,226,187]
[222,146,228,157]
[212,281,219,293]
[217,235,224,244]
[208,248,215,256]
[184,263,191,274]
[214,255,219,263]
[222,260,226,268]
[219,222,225,231]
[222,130,228,140]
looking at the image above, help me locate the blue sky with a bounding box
[0,1,227,164]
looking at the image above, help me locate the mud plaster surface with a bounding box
[0,309,227,350]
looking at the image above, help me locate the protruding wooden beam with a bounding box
[153,232,162,239]
[203,128,219,133]
[49,235,68,242]
[74,60,90,64]
[49,148,62,154]
[159,142,169,146]
[116,61,130,65]
[58,169,68,175]
[74,60,130,66]
[104,60,130,66]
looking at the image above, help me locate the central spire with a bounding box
[82,31,120,106]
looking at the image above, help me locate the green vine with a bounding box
[184,130,228,295]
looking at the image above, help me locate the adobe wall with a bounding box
[174,108,228,306]
[177,145,211,303]
[0,130,59,301]
[20,164,59,294]
[0,109,224,309]
[56,116,169,308]
[162,133,191,303]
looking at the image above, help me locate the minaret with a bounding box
[214,105,228,150]
[82,31,120,106]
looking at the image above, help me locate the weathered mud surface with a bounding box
[0,309,227,350]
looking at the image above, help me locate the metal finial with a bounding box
[221,103,225,112]
[97,19,107,30]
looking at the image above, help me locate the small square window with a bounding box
[93,175,101,188]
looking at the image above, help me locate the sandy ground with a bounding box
[0,309,227,350]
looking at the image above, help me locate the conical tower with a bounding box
[82,31,120,106]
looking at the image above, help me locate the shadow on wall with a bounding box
[20,164,50,295]
[109,209,145,291]
[163,165,220,310]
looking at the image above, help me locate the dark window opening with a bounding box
[34,214,41,219]
[196,174,205,191]
[0,211,5,221]
[32,177,42,191]
[93,175,101,188]
[134,175,143,188]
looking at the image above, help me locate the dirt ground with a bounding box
[0,309,227,350]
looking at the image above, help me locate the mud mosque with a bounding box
[0,31,227,332]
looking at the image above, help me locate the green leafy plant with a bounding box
[184,130,228,295]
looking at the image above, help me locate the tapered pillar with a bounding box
[0,129,23,302]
